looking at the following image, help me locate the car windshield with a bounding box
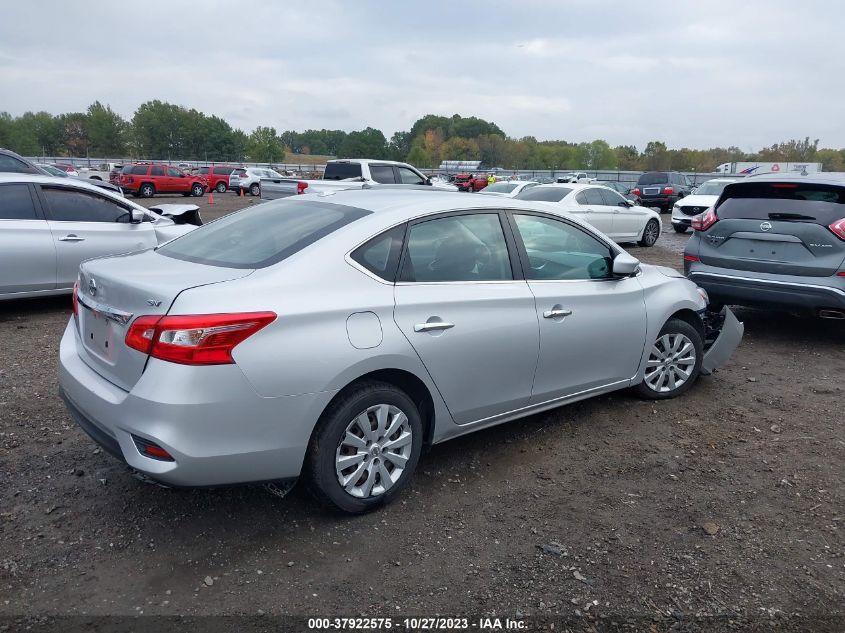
[637,172,669,186]
[157,199,370,269]
[695,181,732,196]
[515,187,573,202]
[484,183,518,194]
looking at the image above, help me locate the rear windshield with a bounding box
[637,172,669,186]
[157,199,370,268]
[515,187,573,202]
[324,162,363,180]
[717,181,845,225]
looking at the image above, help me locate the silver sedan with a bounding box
[0,174,200,300]
[58,190,743,513]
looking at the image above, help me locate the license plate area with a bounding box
[80,307,121,361]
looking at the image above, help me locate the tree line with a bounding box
[2,101,844,173]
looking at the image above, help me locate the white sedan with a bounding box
[515,183,662,246]
[478,180,539,198]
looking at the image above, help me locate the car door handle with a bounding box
[59,234,85,242]
[543,307,573,319]
[414,320,455,333]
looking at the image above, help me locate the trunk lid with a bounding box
[698,180,845,277]
[75,250,253,390]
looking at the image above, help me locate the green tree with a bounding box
[614,145,641,170]
[337,127,387,159]
[643,140,669,170]
[86,101,127,156]
[247,126,286,163]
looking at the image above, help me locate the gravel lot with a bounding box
[1,193,842,631]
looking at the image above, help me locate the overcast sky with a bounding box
[2,0,843,150]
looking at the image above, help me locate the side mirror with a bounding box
[612,252,640,277]
[130,208,145,224]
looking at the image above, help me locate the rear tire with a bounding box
[305,381,422,514]
[138,183,155,198]
[638,219,660,247]
[633,318,703,400]
[249,183,260,197]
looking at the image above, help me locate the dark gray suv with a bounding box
[684,174,845,319]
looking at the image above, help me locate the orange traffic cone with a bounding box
[239,187,244,197]
[208,191,215,205]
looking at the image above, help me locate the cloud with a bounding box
[0,0,843,149]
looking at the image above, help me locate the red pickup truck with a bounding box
[454,173,489,192]
[197,165,242,193]
[118,164,208,198]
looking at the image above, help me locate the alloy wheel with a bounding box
[335,404,413,499]
[643,333,696,393]
[643,219,659,246]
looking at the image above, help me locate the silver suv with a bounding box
[684,174,845,319]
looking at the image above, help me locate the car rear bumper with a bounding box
[688,268,845,312]
[58,320,337,487]
[639,195,676,209]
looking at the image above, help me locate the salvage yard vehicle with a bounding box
[0,175,200,300]
[515,183,662,247]
[118,163,208,198]
[197,164,242,193]
[58,189,742,513]
[597,181,641,205]
[685,173,845,318]
[231,166,287,197]
[671,178,738,233]
[454,173,489,192]
[632,171,693,212]
[477,180,539,197]
[260,159,456,199]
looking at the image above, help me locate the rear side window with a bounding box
[324,162,363,180]
[42,187,132,222]
[515,187,572,202]
[213,166,234,175]
[717,181,845,225]
[127,165,148,175]
[0,184,38,220]
[158,199,370,269]
[637,172,668,186]
[369,165,395,184]
[400,213,512,282]
[350,224,405,280]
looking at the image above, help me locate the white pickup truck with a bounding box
[260,159,456,199]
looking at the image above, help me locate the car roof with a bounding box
[700,178,739,183]
[328,159,412,167]
[528,183,594,192]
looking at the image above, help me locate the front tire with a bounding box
[215,181,227,193]
[305,381,422,514]
[249,183,260,196]
[633,318,703,400]
[191,183,204,197]
[638,218,660,247]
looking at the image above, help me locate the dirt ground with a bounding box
[0,193,842,632]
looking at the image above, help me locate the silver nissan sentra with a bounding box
[58,189,743,513]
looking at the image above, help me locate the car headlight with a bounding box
[672,204,680,212]
[696,286,709,304]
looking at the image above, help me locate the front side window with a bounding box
[400,213,512,283]
[396,167,426,185]
[513,214,613,281]
[583,188,606,206]
[599,188,628,206]
[167,167,182,177]
[151,166,165,176]
[0,154,38,174]
[0,184,38,220]
[157,199,370,269]
[42,187,132,223]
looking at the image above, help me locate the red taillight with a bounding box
[663,186,674,195]
[683,254,700,262]
[837,271,845,277]
[125,312,276,365]
[72,281,79,316]
[296,181,308,194]
[771,183,798,189]
[632,188,640,196]
[691,207,718,231]
[829,217,845,240]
